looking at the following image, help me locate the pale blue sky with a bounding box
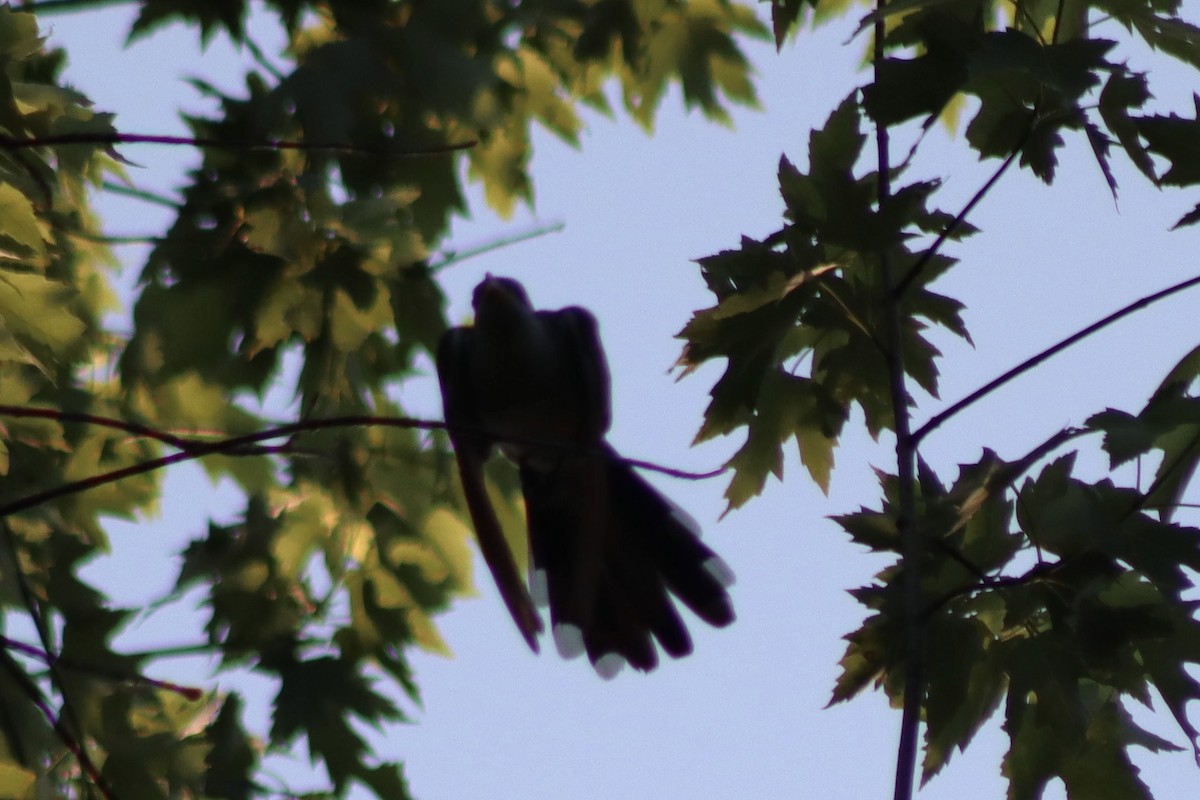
[41,3,1200,799]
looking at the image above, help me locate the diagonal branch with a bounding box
[912,271,1200,445]
[0,524,113,799]
[0,646,114,799]
[1,635,203,701]
[892,110,1038,299]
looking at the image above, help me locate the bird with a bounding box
[436,274,735,676]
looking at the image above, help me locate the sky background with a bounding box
[31,2,1200,798]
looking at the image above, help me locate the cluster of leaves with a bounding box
[676,0,1200,797]
[5,0,1200,797]
[0,1,764,799]
[0,6,181,799]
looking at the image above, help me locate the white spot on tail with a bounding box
[666,499,702,535]
[594,653,626,680]
[704,556,736,587]
[553,624,585,659]
[530,569,549,606]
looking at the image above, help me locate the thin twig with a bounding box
[19,0,133,12]
[70,231,163,245]
[912,272,1200,445]
[0,648,114,798]
[428,221,566,273]
[1,635,203,700]
[0,131,477,158]
[0,524,113,799]
[892,128,1031,299]
[0,405,271,454]
[0,411,726,521]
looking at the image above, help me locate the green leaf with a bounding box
[622,1,766,129]
[1099,70,1156,183]
[0,270,85,357]
[863,18,972,128]
[129,0,247,45]
[203,694,259,800]
[720,370,846,509]
[922,615,1006,781]
[1087,352,1200,521]
[271,657,403,792]
[359,763,411,800]
[1099,2,1200,70]
[969,32,1113,99]
[1171,201,1200,229]
[829,609,902,706]
[1135,96,1200,187]
[0,761,35,800]
[770,0,812,49]
[0,183,46,258]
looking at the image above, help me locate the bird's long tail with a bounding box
[521,445,734,675]
[456,454,544,651]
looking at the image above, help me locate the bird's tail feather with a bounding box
[520,445,734,674]
[456,456,543,651]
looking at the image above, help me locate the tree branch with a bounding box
[0,524,113,799]
[428,221,567,273]
[18,0,134,13]
[912,271,1200,445]
[1,635,203,700]
[0,646,114,800]
[0,131,477,158]
[0,410,728,521]
[871,5,923,799]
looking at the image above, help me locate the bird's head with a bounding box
[472,274,533,329]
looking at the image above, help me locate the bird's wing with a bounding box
[436,326,542,651]
[532,307,735,673]
[521,306,612,644]
[539,305,612,437]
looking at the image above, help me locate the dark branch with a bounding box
[913,272,1200,445]
[18,0,134,12]
[1,635,203,700]
[0,409,726,521]
[0,524,113,799]
[0,131,477,158]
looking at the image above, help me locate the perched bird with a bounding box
[436,275,734,676]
